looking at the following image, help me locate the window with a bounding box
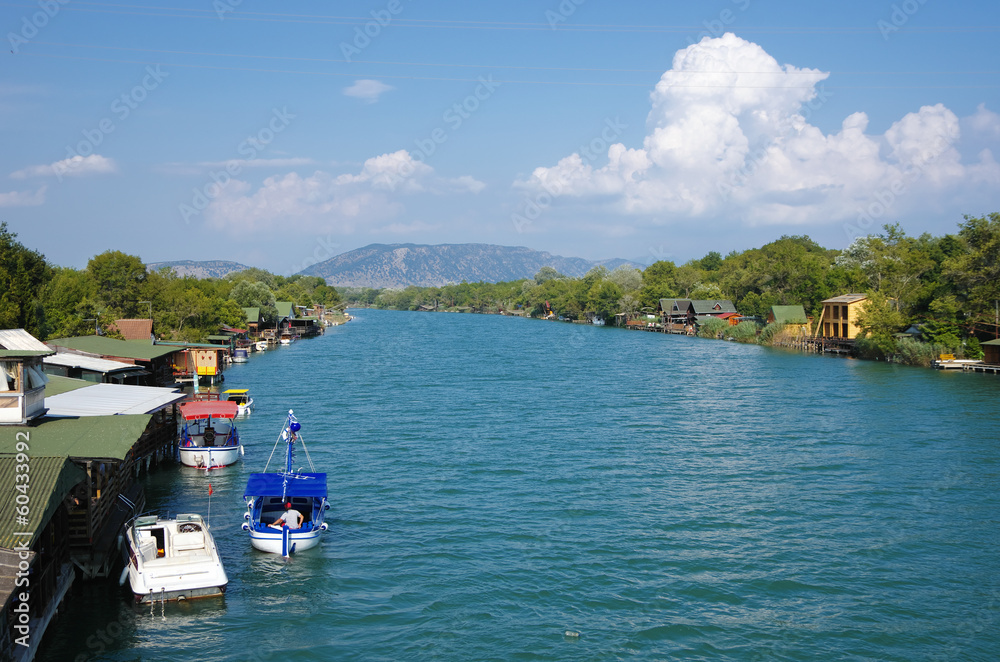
[842,305,848,320]
[842,323,848,337]
[824,322,830,336]
[832,306,839,319]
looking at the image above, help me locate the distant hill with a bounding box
[298,243,636,288]
[147,260,250,279]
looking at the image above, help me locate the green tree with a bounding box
[87,250,147,317]
[0,222,50,337]
[854,291,906,360]
[943,213,1000,333]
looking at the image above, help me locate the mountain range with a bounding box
[297,243,637,288]
[147,260,251,279]
[148,244,638,288]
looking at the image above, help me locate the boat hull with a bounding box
[246,526,325,555]
[178,445,240,468]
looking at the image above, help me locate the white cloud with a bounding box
[0,186,45,207]
[204,150,483,234]
[516,32,1000,229]
[343,79,394,103]
[10,154,117,179]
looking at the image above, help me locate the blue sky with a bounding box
[2,1,999,275]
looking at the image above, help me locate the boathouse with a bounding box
[690,300,738,322]
[0,456,86,661]
[983,339,1000,365]
[816,294,867,339]
[44,335,183,387]
[767,305,810,333]
[42,352,149,385]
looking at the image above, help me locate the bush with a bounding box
[965,337,984,360]
[728,320,759,343]
[696,317,728,339]
[894,338,941,367]
[854,334,897,361]
[757,322,785,346]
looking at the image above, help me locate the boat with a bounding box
[120,513,228,604]
[255,340,268,352]
[177,400,243,469]
[279,332,295,345]
[222,388,254,416]
[233,347,249,363]
[242,410,328,556]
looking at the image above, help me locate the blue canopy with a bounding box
[244,472,327,499]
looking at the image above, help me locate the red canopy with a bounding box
[179,400,239,421]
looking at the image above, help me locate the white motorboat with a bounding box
[178,400,243,469]
[120,513,228,604]
[242,410,328,556]
[233,347,249,363]
[255,341,268,352]
[222,388,254,416]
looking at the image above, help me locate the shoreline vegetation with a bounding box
[1,214,997,370]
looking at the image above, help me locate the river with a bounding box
[38,308,1000,661]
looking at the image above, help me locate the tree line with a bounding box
[0,223,341,342]
[340,214,1000,362]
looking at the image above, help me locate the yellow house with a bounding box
[816,294,868,339]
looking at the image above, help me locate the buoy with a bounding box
[118,567,129,586]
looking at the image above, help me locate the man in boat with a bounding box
[268,502,303,530]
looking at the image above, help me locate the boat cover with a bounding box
[179,400,240,420]
[244,472,328,498]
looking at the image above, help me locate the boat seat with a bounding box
[172,532,205,552]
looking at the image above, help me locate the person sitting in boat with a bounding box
[268,503,303,530]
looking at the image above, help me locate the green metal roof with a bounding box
[47,336,180,361]
[207,335,234,341]
[1,415,153,462]
[43,375,92,397]
[294,316,318,322]
[0,456,87,548]
[275,302,294,319]
[242,307,260,322]
[0,350,53,358]
[982,339,1000,346]
[770,305,809,325]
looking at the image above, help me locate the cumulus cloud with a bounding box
[0,186,45,207]
[205,149,484,233]
[343,79,394,103]
[10,154,117,180]
[516,32,1000,229]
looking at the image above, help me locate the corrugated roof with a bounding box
[242,307,261,322]
[43,375,93,398]
[982,339,1000,346]
[44,352,140,374]
[2,415,153,461]
[822,293,868,304]
[46,336,181,361]
[0,329,51,352]
[0,456,86,548]
[44,383,186,417]
[109,319,153,341]
[275,302,294,319]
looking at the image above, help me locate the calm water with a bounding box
[39,309,1000,661]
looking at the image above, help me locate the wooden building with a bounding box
[768,305,811,334]
[107,318,153,341]
[983,339,1000,365]
[0,457,86,661]
[816,294,868,339]
[44,335,182,387]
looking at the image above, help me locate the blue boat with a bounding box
[241,410,328,556]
